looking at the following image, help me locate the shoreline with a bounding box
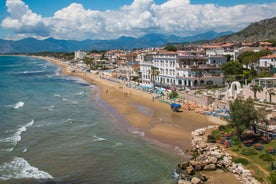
[30,55,244,183]
[34,56,227,157]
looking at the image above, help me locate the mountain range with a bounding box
[0,16,275,53]
[0,31,233,54]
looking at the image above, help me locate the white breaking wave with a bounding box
[174,146,185,157]
[92,135,106,142]
[0,120,34,146]
[0,157,53,180]
[48,105,55,111]
[129,129,145,137]
[9,101,24,109]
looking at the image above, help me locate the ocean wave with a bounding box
[0,120,34,146]
[54,67,62,76]
[112,142,123,148]
[174,146,186,157]
[92,135,106,142]
[8,101,24,109]
[0,148,14,153]
[0,157,53,180]
[13,70,50,77]
[53,93,61,98]
[129,129,145,137]
[48,106,55,111]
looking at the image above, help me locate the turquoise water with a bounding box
[0,56,179,184]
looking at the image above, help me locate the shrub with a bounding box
[259,154,274,162]
[211,129,221,140]
[207,135,217,143]
[218,125,226,131]
[233,157,249,165]
[241,148,257,156]
[230,135,242,145]
[269,172,276,184]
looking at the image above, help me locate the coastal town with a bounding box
[37,40,276,184]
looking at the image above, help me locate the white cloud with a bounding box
[1,0,276,40]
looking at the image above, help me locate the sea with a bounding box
[0,56,180,184]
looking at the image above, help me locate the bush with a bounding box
[230,135,242,145]
[233,157,249,165]
[259,154,274,162]
[269,172,276,184]
[211,129,221,140]
[218,125,226,131]
[207,135,217,143]
[241,148,257,156]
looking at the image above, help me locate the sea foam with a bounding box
[0,120,34,146]
[0,157,53,180]
[11,101,24,109]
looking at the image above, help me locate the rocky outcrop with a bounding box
[176,126,260,184]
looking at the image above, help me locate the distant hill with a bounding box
[215,16,276,42]
[0,31,233,53]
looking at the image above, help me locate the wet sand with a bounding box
[37,56,242,183]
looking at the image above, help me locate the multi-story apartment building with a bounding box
[258,52,276,74]
[139,51,227,89]
[176,55,226,88]
[137,53,154,86]
[74,50,87,60]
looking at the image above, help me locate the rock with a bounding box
[180,162,189,169]
[197,173,208,182]
[186,166,194,175]
[203,163,216,171]
[178,179,192,184]
[191,177,202,184]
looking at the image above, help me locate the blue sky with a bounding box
[1,0,276,40]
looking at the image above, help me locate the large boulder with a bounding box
[203,163,216,171]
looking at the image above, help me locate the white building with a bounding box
[139,51,226,89]
[74,50,87,60]
[138,53,154,86]
[258,52,276,74]
[176,55,226,88]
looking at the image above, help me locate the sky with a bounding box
[0,0,276,40]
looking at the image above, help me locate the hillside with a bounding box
[0,31,233,53]
[215,16,276,42]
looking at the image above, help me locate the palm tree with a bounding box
[267,88,275,103]
[250,84,263,100]
[148,66,160,88]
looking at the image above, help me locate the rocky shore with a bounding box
[176,126,260,184]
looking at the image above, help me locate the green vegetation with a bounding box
[250,85,263,100]
[32,52,75,60]
[148,66,160,88]
[221,49,272,84]
[229,98,260,135]
[233,157,249,165]
[168,90,179,99]
[164,45,177,52]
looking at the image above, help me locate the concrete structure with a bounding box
[176,55,226,89]
[253,77,276,88]
[258,52,276,74]
[74,50,87,60]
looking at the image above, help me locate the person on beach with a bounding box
[105,89,109,95]
[152,96,155,102]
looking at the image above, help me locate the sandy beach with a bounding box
[36,56,242,183]
[37,56,226,154]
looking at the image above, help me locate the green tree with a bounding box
[148,66,160,88]
[267,88,275,103]
[229,97,259,136]
[221,61,243,75]
[164,45,177,52]
[250,85,263,100]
